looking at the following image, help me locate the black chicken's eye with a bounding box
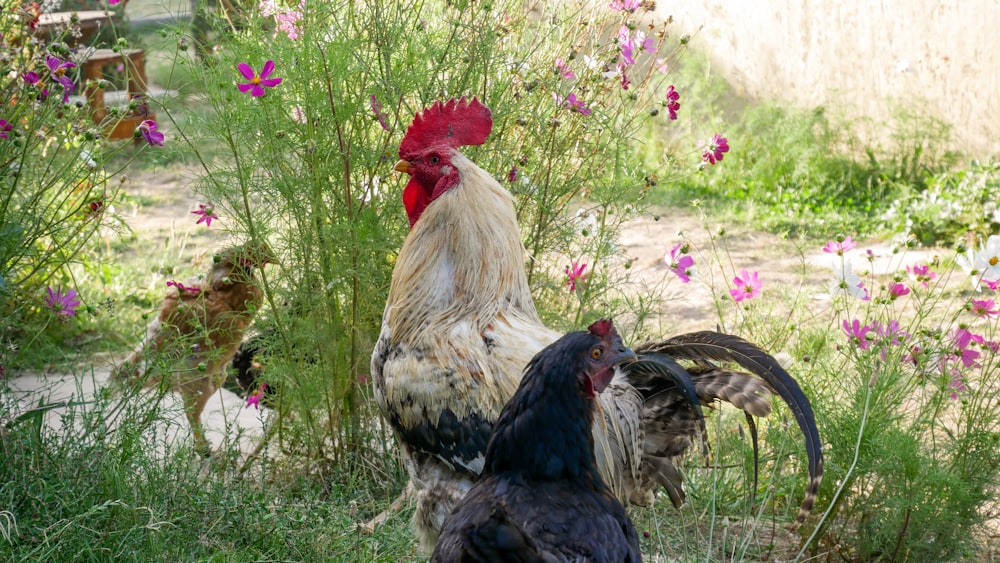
[429,155,440,165]
[591,347,603,360]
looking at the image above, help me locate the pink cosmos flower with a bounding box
[618,63,631,90]
[954,328,982,369]
[291,105,306,124]
[636,30,656,53]
[192,203,219,227]
[888,282,910,299]
[618,26,636,67]
[730,269,761,302]
[873,319,908,347]
[665,85,680,120]
[555,58,576,80]
[843,319,873,350]
[0,119,11,140]
[22,71,40,86]
[275,9,302,40]
[507,166,518,184]
[237,60,283,97]
[968,298,1000,317]
[137,119,164,146]
[166,280,201,294]
[557,92,592,116]
[370,95,390,131]
[664,242,694,283]
[702,133,729,165]
[45,287,81,317]
[565,260,588,292]
[822,236,857,255]
[608,0,641,10]
[906,262,936,287]
[246,383,267,409]
[45,55,76,103]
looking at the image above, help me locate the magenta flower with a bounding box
[954,328,982,369]
[555,58,576,80]
[618,26,636,67]
[888,282,910,299]
[136,119,164,146]
[45,287,81,317]
[822,236,857,255]
[370,95,390,131]
[665,85,680,120]
[968,298,1000,317]
[702,133,729,165]
[0,119,11,140]
[565,260,588,292]
[192,203,219,227]
[730,269,761,302]
[608,0,640,10]
[557,92,592,116]
[843,319,873,350]
[45,55,76,103]
[906,262,936,287]
[665,242,695,283]
[874,319,908,347]
[618,63,631,90]
[636,30,656,53]
[246,383,267,409]
[22,71,40,86]
[237,60,283,97]
[166,280,201,294]
[507,166,518,184]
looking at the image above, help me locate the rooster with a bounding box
[112,242,274,454]
[371,98,823,550]
[432,319,641,562]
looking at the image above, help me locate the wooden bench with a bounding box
[79,48,155,140]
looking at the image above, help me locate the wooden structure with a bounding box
[37,11,154,140]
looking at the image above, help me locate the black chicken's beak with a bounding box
[616,346,638,366]
[394,160,413,175]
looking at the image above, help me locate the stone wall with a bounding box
[660,1,999,155]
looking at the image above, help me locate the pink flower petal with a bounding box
[237,63,256,80]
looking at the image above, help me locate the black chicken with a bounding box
[431,320,644,562]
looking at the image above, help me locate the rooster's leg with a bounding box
[359,481,413,533]
[183,389,213,457]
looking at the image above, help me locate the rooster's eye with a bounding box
[591,347,603,360]
[429,156,440,165]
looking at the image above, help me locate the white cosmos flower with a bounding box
[829,259,868,300]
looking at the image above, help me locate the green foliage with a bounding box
[881,160,1000,246]
[692,225,1000,561]
[0,387,416,560]
[0,8,158,369]
[645,54,965,241]
[159,0,686,460]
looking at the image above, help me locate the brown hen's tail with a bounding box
[633,331,823,529]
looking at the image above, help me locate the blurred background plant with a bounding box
[0,3,163,370]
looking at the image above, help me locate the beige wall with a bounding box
[661,1,1000,155]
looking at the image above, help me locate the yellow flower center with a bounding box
[251,76,261,85]
[990,256,999,266]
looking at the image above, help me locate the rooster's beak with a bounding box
[394,160,413,175]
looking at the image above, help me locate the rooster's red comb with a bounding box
[588,319,615,338]
[399,97,493,159]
